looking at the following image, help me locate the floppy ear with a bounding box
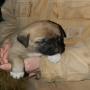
[17,34,30,48]
[58,25,66,38]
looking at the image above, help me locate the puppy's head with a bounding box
[17,20,66,56]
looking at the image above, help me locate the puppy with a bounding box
[0,0,5,22]
[8,20,66,79]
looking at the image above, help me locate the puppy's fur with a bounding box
[8,20,66,79]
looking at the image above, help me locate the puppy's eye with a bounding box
[42,38,49,42]
[58,37,63,41]
[58,38,61,41]
[35,41,40,44]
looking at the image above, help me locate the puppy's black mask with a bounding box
[37,36,65,55]
[0,0,5,22]
[37,20,66,55]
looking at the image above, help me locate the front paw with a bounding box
[10,72,24,79]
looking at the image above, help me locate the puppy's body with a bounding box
[8,20,66,79]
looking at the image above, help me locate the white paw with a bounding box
[10,72,24,79]
[48,54,61,63]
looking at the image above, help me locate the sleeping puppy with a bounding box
[0,0,5,21]
[9,20,66,79]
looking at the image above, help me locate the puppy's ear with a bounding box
[59,25,66,38]
[17,34,30,48]
[47,20,66,38]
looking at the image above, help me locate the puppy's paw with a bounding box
[10,72,24,79]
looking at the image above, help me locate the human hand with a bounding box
[0,40,41,78]
[0,40,11,70]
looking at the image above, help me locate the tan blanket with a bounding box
[0,0,90,82]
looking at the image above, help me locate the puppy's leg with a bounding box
[9,56,25,79]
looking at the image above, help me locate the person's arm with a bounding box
[0,40,40,77]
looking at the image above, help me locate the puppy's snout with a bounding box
[38,43,59,55]
[38,47,59,55]
[37,37,65,56]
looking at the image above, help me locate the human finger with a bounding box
[0,63,11,71]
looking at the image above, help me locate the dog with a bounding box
[0,0,5,22]
[8,20,66,79]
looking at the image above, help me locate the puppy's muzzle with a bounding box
[38,44,65,55]
[37,37,65,56]
[38,44,59,55]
